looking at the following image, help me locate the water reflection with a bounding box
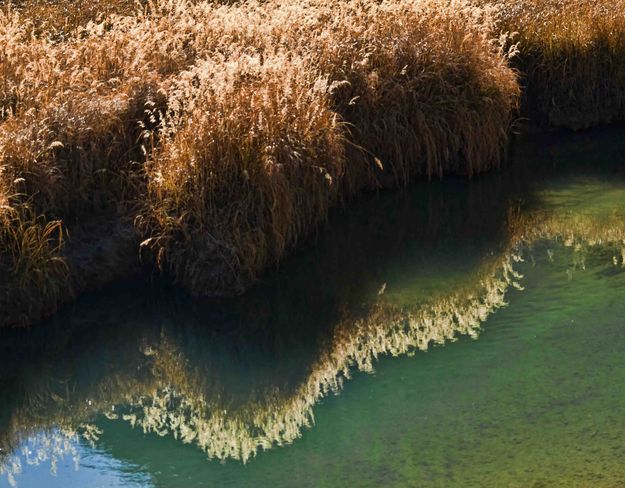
[2,127,625,485]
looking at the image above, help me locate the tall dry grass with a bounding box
[8,0,625,323]
[488,0,625,128]
[0,205,67,326]
[134,0,519,295]
[0,0,519,321]
[10,0,138,34]
[136,55,348,293]
[0,4,185,324]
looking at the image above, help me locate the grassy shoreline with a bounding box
[1,0,624,327]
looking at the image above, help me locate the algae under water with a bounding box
[2,127,625,487]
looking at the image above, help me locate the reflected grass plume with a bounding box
[114,205,625,462]
[3,199,625,478]
[111,249,522,463]
[0,427,99,487]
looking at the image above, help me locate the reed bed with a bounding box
[10,0,138,33]
[136,0,519,294]
[5,0,625,325]
[0,4,185,323]
[0,0,519,323]
[488,0,625,128]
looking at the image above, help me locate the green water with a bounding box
[2,127,625,487]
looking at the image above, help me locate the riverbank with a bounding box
[1,0,624,327]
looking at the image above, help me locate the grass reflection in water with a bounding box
[2,128,625,486]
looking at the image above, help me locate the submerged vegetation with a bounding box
[1,0,625,326]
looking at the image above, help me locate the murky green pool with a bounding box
[2,127,625,487]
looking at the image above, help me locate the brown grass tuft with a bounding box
[1,0,521,322]
[486,0,625,128]
[9,0,139,34]
[0,203,68,326]
[135,0,519,295]
[136,55,348,293]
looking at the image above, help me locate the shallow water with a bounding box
[2,127,625,487]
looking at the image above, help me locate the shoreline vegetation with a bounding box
[1,0,624,327]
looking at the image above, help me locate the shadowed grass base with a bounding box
[492,0,625,129]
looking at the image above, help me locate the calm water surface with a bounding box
[2,128,625,487]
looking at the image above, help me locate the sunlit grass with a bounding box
[0,0,519,325]
[487,0,625,128]
[3,0,625,327]
[10,0,138,33]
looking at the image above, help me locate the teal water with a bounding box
[2,128,625,487]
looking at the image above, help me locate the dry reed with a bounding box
[486,0,625,128]
[10,0,625,322]
[0,205,68,326]
[134,0,519,295]
[0,0,520,321]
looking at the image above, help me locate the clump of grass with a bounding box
[488,0,625,128]
[1,0,519,322]
[0,8,175,219]
[310,0,519,182]
[0,6,172,324]
[137,0,519,295]
[136,55,347,294]
[9,0,139,35]
[0,203,68,326]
